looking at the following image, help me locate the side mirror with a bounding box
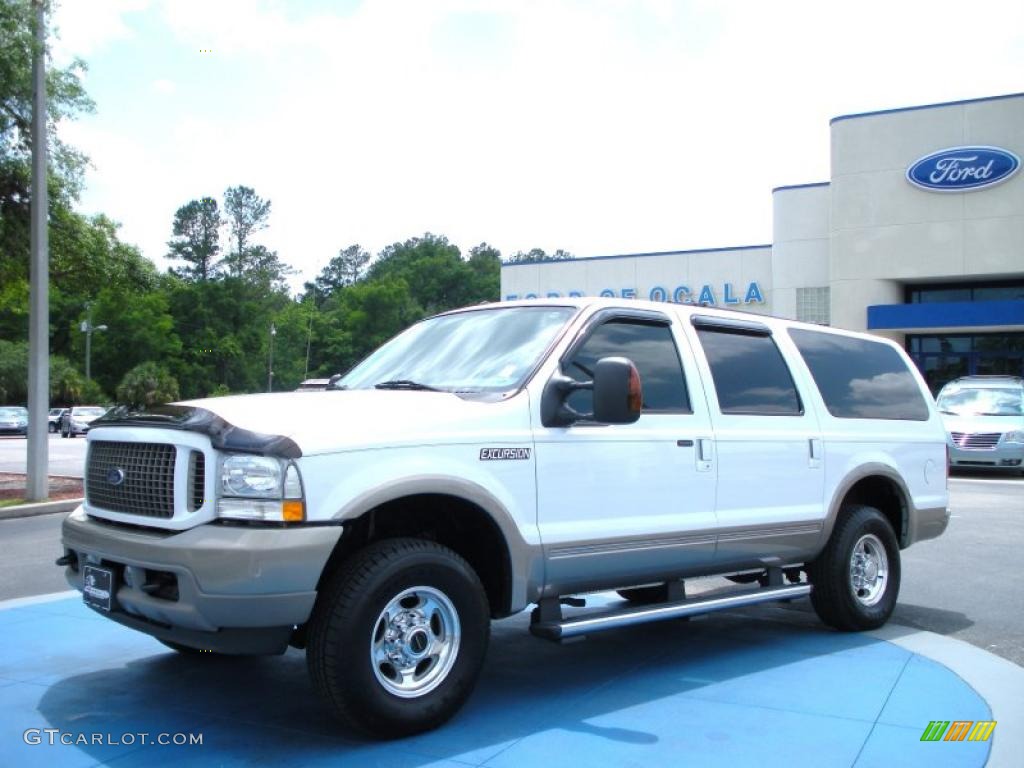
[540,356,642,427]
[592,357,642,424]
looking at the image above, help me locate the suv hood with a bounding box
[179,390,529,455]
[939,412,1024,435]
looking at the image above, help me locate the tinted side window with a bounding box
[696,329,802,415]
[788,328,930,420]
[565,321,690,414]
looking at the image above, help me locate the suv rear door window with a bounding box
[789,328,930,420]
[695,328,802,415]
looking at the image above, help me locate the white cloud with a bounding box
[51,0,151,63]
[151,79,176,94]
[65,0,1024,292]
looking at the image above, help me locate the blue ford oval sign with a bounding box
[907,146,1020,192]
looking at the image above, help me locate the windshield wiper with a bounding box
[374,380,441,391]
[939,410,959,415]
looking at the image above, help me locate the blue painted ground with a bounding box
[0,595,992,768]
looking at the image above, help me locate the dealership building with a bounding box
[501,92,1024,392]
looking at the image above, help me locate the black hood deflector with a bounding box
[93,404,302,459]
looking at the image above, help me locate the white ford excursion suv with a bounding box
[61,298,950,736]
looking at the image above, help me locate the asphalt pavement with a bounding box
[0,434,87,478]
[2,474,1021,665]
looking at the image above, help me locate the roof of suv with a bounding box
[453,297,900,347]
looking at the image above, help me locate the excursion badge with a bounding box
[479,447,531,460]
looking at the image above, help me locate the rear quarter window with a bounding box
[788,328,930,421]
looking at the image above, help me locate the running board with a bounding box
[530,583,812,641]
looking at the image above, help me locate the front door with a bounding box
[533,309,718,596]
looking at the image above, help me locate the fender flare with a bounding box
[819,463,914,549]
[332,475,544,614]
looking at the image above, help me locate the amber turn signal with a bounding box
[282,499,305,522]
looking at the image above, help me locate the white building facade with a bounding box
[501,92,1024,392]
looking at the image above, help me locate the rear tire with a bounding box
[307,538,490,738]
[807,505,900,631]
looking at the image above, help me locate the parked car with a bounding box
[0,406,28,436]
[936,375,1024,474]
[49,408,67,433]
[60,406,107,438]
[295,378,330,391]
[61,298,949,737]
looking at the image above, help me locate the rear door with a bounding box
[683,314,825,567]
[533,308,718,596]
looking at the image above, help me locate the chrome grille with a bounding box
[87,441,176,518]
[188,450,205,512]
[950,432,1002,450]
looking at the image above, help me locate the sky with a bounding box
[50,0,1024,293]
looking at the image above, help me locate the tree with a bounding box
[305,244,371,302]
[1,0,97,349]
[82,283,182,397]
[0,0,95,210]
[116,362,179,408]
[467,242,501,302]
[0,340,28,402]
[367,233,484,314]
[314,277,421,377]
[221,185,271,276]
[167,197,221,281]
[49,355,104,405]
[242,244,293,290]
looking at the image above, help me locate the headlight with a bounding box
[221,455,282,497]
[1005,430,1024,444]
[217,454,305,522]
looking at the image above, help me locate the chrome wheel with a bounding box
[849,533,888,606]
[370,586,461,699]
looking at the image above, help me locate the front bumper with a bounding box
[948,442,1024,470]
[61,506,342,654]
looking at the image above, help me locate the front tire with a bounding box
[307,538,490,737]
[807,505,901,631]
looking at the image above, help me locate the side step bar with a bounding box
[530,583,812,641]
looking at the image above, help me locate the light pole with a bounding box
[26,0,49,501]
[268,322,277,392]
[80,304,108,381]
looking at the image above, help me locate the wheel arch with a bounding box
[820,465,913,550]
[319,477,541,618]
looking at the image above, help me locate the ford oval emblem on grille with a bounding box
[106,467,126,486]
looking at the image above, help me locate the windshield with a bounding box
[74,407,107,418]
[937,387,1023,417]
[336,306,576,393]
[0,408,27,418]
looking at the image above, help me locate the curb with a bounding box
[0,497,82,521]
[870,624,1024,768]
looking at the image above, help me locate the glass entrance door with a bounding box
[908,333,1024,394]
